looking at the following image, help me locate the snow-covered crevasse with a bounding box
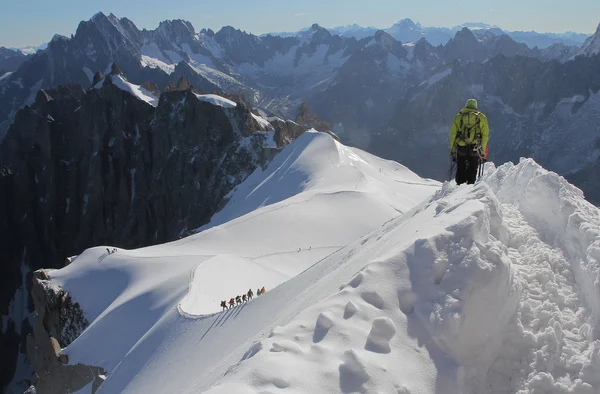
[205,159,600,394]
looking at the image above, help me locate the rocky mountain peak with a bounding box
[49,34,69,45]
[454,27,478,43]
[157,19,196,41]
[308,23,332,41]
[200,28,215,37]
[214,25,257,46]
[90,11,108,23]
[580,23,600,56]
[92,71,104,86]
[34,89,53,106]
[395,18,418,30]
[110,62,123,76]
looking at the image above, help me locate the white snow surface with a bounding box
[195,93,237,108]
[46,130,600,393]
[94,74,159,107]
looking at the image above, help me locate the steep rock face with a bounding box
[0,81,276,391]
[0,47,27,73]
[579,23,600,56]
[296,102,332,132]
[26,270,104,394]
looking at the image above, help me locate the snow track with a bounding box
[486,205,594,393]
[482,159,600,393]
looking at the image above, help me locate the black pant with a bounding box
[455,146,480,185]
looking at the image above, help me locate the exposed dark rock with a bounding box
[296,102,331,132]
[31,271,89,347]
[26,270,103,393]
[110,62,123,76]
[92,71,103,86]
[0,47,28,73]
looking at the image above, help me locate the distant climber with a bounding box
[257,288,261,297]
[229,298,235,308]
[242,294,247,302]
[106,248,111,255]
[260,287,266,295]
[236,295,242,305]
[247,289,253,300]
[220,300,228,311]
[24,385,36,394]
[450,98,489,185]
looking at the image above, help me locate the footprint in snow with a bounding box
[313,312,335,343]
[339,349,370,393]
[398,290,416,314]
[344,301,357,319]
[365,317,396,354]
[349,272,364,288]
[361,291,385,309]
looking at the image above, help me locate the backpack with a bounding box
[457,111,482,145]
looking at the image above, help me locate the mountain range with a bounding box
[272,19,590,48]
[1,12,599,199]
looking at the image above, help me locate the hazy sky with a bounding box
[1,0,599,48]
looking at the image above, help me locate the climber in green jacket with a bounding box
[450,98,489,185]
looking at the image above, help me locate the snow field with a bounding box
[47,131,600,393]
[205,159,600,393]
[206,179,520,393]
[48,131,439,393]
[195,93,237,108]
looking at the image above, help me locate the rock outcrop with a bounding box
[296,102,332,132]
[26,270,104,394]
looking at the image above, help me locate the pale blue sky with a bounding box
[1,0,599,48]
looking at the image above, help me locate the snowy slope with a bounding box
[204,159,600,394]
[46,131,439,392]
[42,129,600,393]
[195,93,237,108]
[52,149,600,393]
[94,74,159,107]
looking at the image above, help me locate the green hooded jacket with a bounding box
[449,107,489,153]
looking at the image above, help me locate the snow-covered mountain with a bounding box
[13,43,48,55]
[24,131,600,393]
[268,21,589,48]
[328,24,379,39]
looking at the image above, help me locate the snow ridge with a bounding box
[43,131,600,393]
[94,74,159,107]
[207,160,600,393]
